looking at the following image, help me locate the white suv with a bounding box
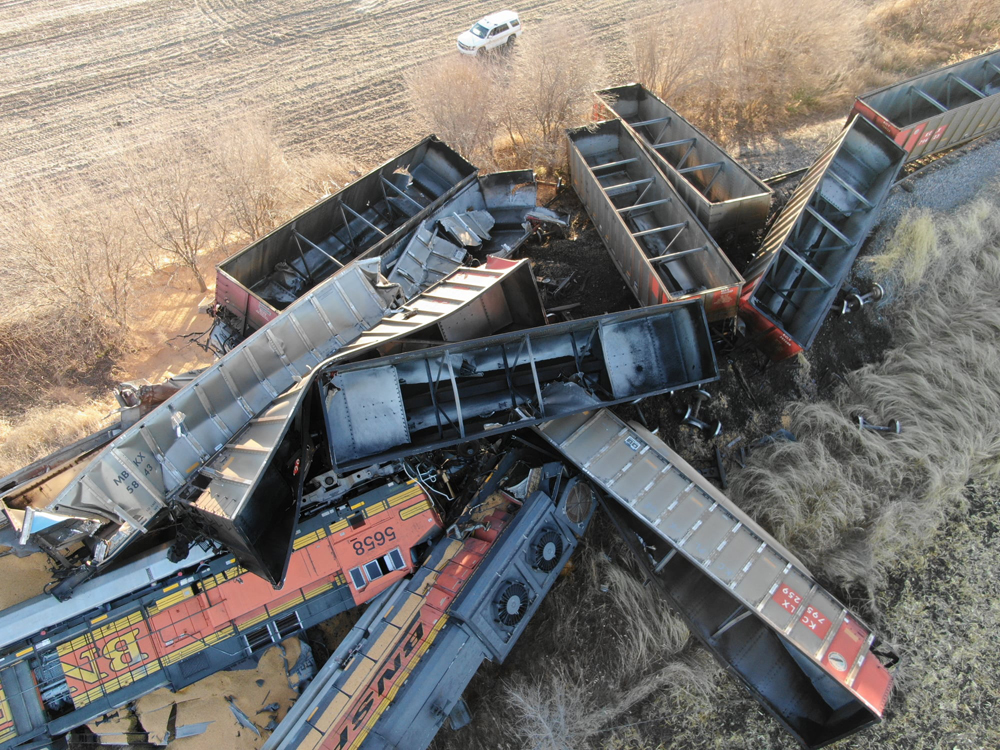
[457,11,521,56]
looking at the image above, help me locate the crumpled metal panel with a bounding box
[387,222,468,299]
[437,210,495,247]
[327,367,410,464]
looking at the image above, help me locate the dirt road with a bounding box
[0,0,663,198]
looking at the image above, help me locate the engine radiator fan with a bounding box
[531,529,563,572]
[495,581,530,627]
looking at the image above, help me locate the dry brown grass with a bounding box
[0,394,116,478]
[731,195,1000,595]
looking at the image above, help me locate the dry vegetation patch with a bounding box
[732,196,1000,593]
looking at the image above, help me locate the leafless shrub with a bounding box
[290,150,369,202]
[0,183,144,405]
[213,117,291,241]
[498,21,606,171]
[630,0,863,142]
[731,197,1000,594]
[117,136,222,292]
[405,56,500,165]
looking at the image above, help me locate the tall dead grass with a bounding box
[494,543,712,750]
[731,196,1000,595]
[0,396,116,478]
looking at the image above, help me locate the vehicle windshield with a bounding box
[470,23,489,38]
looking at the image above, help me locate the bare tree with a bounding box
[213,117,291,241]
[498,21,606,170]
[0,182,144,402]
[118,137,222,292]
[406,56,500,165]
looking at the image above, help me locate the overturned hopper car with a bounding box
[536,409,897,749]
[739,115,906,360]
[852,49,1000,162]
[568,119,744,321]
[319,301,717,473]
[595,83,772,240]
[214,136,477,339]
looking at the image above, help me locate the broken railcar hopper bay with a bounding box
[187,257,545,587]
[567,119,743,321]
[739,115,906,360]
[215,135,477,336]
[320,301,717,473]
[596,83,772,239]
[852,48,1000,162]
[0,480,443,750]
[535,409,896,749]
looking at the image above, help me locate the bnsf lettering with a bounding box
[336,621,426,744]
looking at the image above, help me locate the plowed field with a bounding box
[0,0,660,197]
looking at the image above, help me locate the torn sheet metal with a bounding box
[437,210,494,247]
[386,222,468,299]
[568,119,744,321]
[2,261,401,579]
[215,136,477,336]
[535,409,895,749]
[739,115,906,360]
[321,301,717,472]
[596,84,772,239]
[188,257,544,586]
[852,48,1000,162]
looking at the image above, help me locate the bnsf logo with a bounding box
[325,620,426,749]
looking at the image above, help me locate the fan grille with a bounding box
[496,581,530,627]
[532,529,564,572]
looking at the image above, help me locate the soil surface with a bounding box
[1,0,670,201]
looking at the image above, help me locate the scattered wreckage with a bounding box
[9,53,995,748]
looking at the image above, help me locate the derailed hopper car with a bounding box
[567,120,743,321]
[739,116,906,360]
[595,83,772,239]
[214,136,477,338]
[536,409,897,749]
[852,49,1000,162]
[319,301,717,472]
